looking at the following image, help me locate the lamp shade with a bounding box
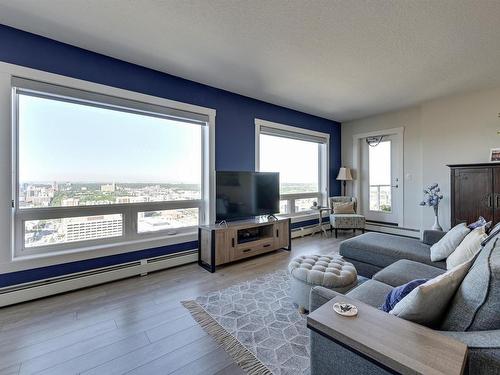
[336,167,353,181]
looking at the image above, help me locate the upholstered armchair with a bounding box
[329,196,365,238]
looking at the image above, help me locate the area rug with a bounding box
[182,271,310,375]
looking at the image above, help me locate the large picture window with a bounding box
[256,120,328,215]
[13,78,211,256]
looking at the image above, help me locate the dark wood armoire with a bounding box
[448,163,500,226]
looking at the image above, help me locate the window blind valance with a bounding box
[12,77,209,125]
[259,125,328,144]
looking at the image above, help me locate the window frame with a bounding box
[255,119,329,216]
[12,77,215,259]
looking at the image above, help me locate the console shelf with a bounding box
[198,217,291,273]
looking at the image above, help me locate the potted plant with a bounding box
[420,183,443,231]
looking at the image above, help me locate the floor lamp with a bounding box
[337,167,353,196]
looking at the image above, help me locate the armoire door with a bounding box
[493,167,500,225]
[453,168,493,226]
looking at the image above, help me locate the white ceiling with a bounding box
[1,0,500,122]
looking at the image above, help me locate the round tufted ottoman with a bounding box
[288,254,358,312]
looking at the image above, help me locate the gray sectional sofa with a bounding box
[309,230,500,375]
[339,230,447,277]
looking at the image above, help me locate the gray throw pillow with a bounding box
[430,223,470,262]
[390,260,472,326]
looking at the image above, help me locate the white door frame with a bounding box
[352,127,404,227]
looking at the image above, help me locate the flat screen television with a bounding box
[216,171,279,221]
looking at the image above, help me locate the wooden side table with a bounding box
[312,206,331,236]
[307,295,467,375]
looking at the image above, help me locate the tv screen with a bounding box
[216,171,279,221]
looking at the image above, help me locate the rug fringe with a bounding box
[181,300,273,375]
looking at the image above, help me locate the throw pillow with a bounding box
[389,260,472,326]
[446,226,488,270]
[430,223,470,262]
[380,279,428,312]
[333,202,355,214]
[481,222,500,247]
[468,216,487,230]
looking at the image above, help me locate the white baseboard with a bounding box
[0,250,198,307]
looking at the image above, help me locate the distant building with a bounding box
[61,198,79,207]
[64,215,122,242]
[101,182,116,192]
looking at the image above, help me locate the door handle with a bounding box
[496,194,500,209]
[232,238,235,247]
[487,194,493,208]
[391,184,399,188]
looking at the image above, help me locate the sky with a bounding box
[259,134,318,185]
[19,94,202,184]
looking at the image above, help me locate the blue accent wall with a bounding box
[0,24,341,286]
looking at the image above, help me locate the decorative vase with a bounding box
[432,205,443,231]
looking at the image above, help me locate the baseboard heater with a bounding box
[365,222,420,238]
[0,250,198,307]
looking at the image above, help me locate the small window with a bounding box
[25,214,123,248]
[137,208,199,233]
[257,120,328,215]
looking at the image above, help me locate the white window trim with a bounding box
[255,118,329,216]
[4,62,216,260]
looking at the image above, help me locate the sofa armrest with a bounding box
[309,286,342,312]
[421,229,446,245]
[308,294,468,375]
[439,330,500,349]
[439,331,500,375]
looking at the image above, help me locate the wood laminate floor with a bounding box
[0,232,356,375]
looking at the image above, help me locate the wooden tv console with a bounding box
[198,217,291,273]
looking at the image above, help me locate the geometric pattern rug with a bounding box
[182,270,310,375]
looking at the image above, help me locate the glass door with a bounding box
[361,135,400,224]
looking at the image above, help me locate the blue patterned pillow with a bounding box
[468,216,487,230]
[381,279,428,312]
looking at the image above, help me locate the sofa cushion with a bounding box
[330,214,365,229]
[339,232,446,270]
[390,260,472,327]
[373,259,445,287]
[441,236,500,331]
[346,279,393,308]
[430,223,470,262]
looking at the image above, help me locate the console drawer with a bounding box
[231,239,275,261]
